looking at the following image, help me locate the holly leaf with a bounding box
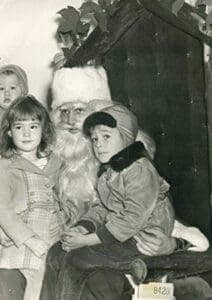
[94,12,108,32]
[58,20,74,33]
[172,0,185,16]
[80,2,103,17]
[77,21,90,34]
[57,7,80,33]
[57,6,79,19]
[98,0,111,10]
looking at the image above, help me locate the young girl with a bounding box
[0,95,62,300]
[0,64,28,123]
[40,104,175,300]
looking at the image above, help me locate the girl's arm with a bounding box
[24,237,48,257]
[0,161,35,247]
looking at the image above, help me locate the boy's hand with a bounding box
[24,237,48,257]
[62,232,101,252]
[62,225,88,236]
[61,232,87,252]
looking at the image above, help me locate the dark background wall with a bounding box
[103,14,212,239]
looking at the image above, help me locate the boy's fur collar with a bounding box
[98,141,149,176]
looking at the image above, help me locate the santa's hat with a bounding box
[51,65,112,109]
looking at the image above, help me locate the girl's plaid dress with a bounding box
[0,154,63,270]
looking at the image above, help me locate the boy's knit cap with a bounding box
[51,65,112,109]
[83,104,138,146]
[0,64,28,95]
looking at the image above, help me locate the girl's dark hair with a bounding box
[0,95,55,158]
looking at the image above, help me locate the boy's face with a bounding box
[91,125,125,163]
[0,73,23,109]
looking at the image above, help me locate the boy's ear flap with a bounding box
[8,130,12,137]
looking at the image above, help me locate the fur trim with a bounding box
[99,142,149,174]
[51,65,112,109]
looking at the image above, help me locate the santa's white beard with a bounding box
[53,129,100,226]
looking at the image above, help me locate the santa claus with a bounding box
[50,65,114,226]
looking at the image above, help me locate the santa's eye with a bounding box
[61,109,69,115]
[91,137,98,143]
[75,108,85,114]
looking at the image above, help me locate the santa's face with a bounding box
[52,101,91,134]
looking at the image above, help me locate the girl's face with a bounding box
[91,125,125,163]
[0,74,22,109]
[9,119,42,159]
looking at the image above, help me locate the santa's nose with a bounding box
[61,110,75,125]
[67,111,77,125]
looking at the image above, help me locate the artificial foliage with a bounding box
[57,0,119,62]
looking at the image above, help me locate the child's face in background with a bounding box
[0,74,23,109]
[9,119,42,159]
[91,125,125,163]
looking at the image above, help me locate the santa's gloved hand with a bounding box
[172,220,209,252]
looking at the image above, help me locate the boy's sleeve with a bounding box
[97,161,160,243]
[0,162,35,247]
[77,196,109,232]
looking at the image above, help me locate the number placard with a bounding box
[132,282,174,300]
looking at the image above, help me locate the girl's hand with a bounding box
[24,237,48,257]
[1,237,14,248]
[0,232,14,247]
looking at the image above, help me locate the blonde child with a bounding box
[0,95,62,300]
[0,64,28,122]
[40,104,175,300]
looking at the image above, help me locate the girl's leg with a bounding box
[20,266,45,300]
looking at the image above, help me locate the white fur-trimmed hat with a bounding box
[51,65,112,109]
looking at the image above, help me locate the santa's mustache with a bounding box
[52,128,93,161]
